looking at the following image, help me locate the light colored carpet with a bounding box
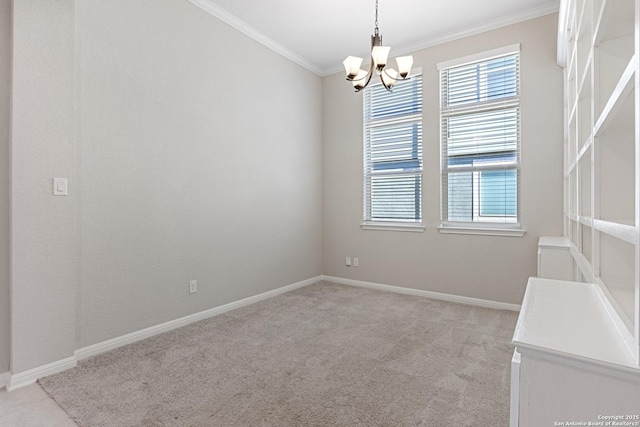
[39,281,518,426]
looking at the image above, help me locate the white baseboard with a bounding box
[5,274,515,392]
[322,275,521,311]
[6,357,77,392]
[0,371,10,390]
[75,275,322,361]
[4,276,321,392]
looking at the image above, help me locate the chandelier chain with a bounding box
[374,0,379,33]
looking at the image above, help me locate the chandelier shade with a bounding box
[343,0,413,92]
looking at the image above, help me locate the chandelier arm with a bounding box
[355,69,374,92]
[382,68,411,81]
[346,64,374,82]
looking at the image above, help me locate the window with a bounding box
[439,46,521,231]
[363,74,423,229]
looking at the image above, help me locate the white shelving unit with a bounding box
[510,1,640,424]
[564,0,639,366]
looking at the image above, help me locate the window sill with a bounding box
[361,222,425,232]
[438,224,526,237]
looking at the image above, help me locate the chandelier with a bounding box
[343,0,413,92]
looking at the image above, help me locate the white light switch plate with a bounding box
[53,178,68,196]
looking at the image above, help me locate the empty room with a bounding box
[1,0,639,425]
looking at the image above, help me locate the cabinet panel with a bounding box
[520,356,640,426]
[598,89,635,225]
[600,231,636,330]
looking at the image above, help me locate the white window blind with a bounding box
[440,50,520,225]
[363,75,423,223]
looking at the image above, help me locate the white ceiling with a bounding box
[188,0,560,76]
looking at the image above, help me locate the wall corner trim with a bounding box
[322,275,521,312]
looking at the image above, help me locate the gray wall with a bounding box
[75,0,323,348]
[11,0,78,373]
[10,0,322,373]
[322,13,564,305]
[0,0,10,374]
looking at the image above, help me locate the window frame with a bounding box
[361,70,425,233]
[437,45,525,237]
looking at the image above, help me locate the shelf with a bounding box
[594,0,635,120]
[594,56,635,136]
[599,232,636,332]
[597,87,635,225]
[594,0,634,46]
[593,218,637,245]
[538,236,571,249]
[513,278,639,373]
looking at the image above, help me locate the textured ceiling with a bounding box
[188,0,560,75]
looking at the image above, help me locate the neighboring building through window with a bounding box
[439,46,520,226]
[363,74,423,225]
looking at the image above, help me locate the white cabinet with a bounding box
[511,278,640,426]
[537,237,572,280]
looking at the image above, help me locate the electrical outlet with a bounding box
[353,258,359,267]
[345,256,352,266]
[189,280,197,294]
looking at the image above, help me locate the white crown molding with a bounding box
[187,0,323,75]
[322,1,560,76]
[323,275,521,311]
